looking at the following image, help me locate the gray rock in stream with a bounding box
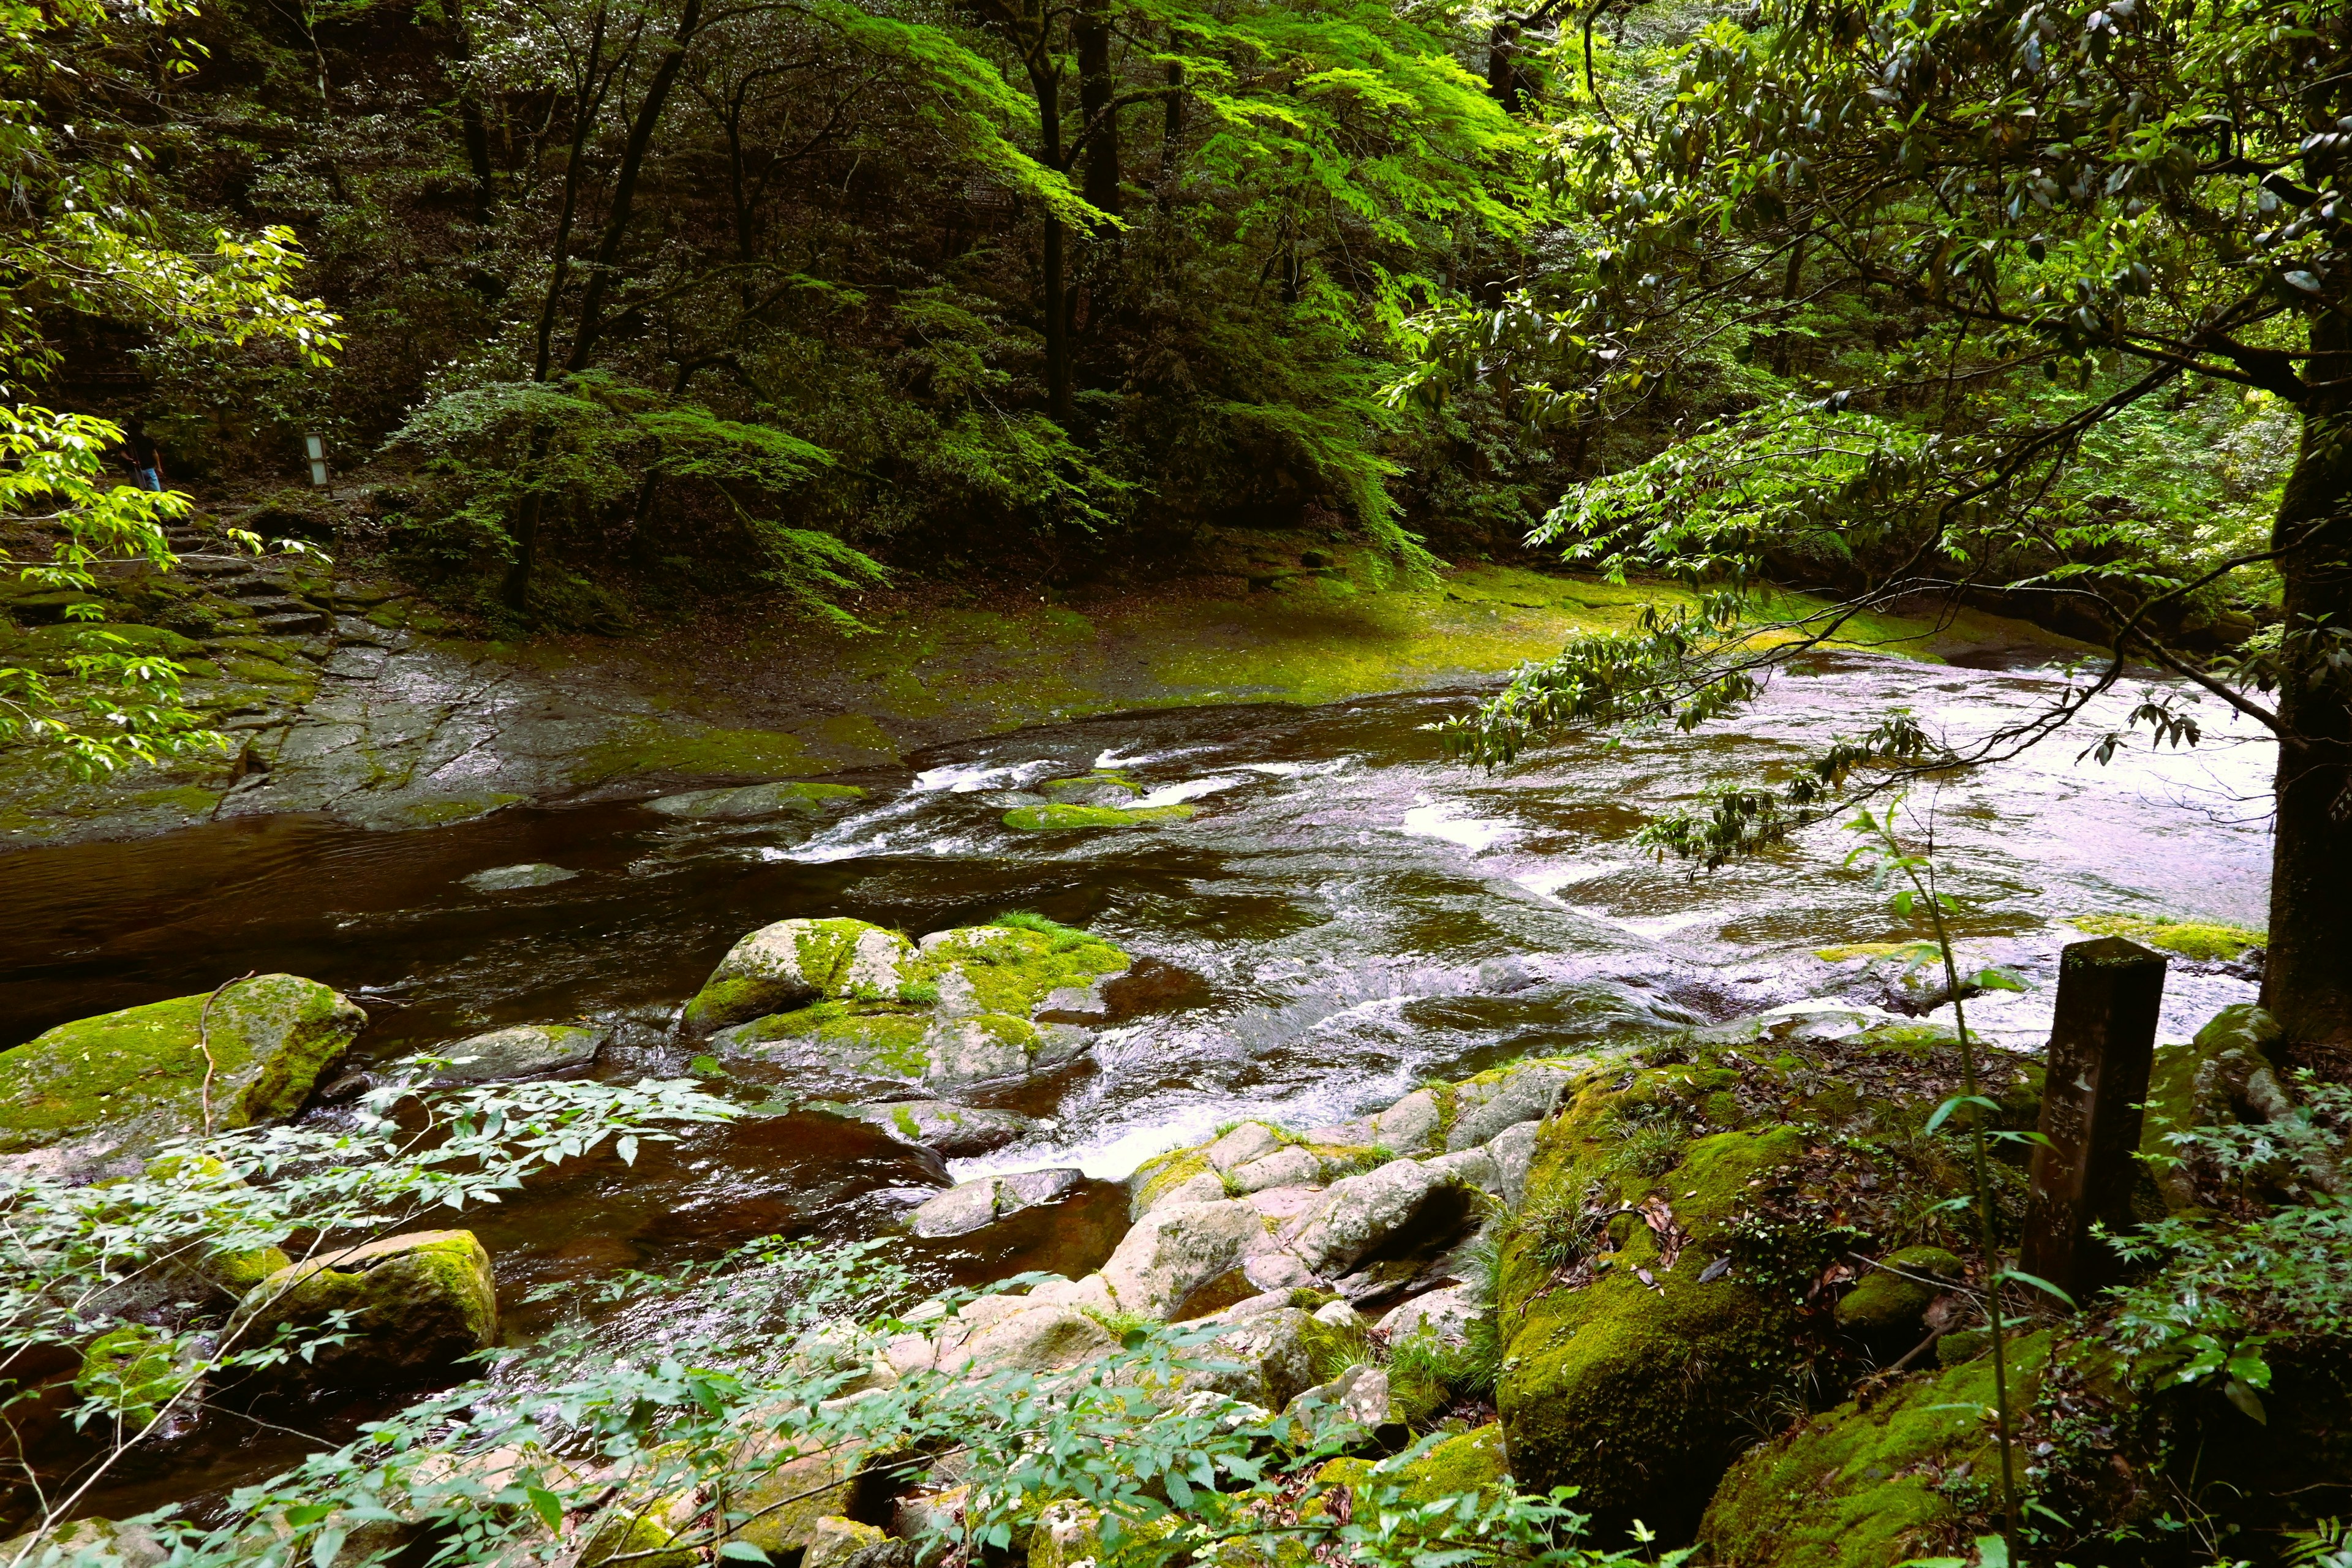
[420,1023,609,1083]
[462,862,579,892]
[834,1100,1047,1156]
[646,780,865,820]
[908,1168,1084,1238]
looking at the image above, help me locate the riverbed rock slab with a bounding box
[1487,1120,1539,1210]
[1280,1158,1457,1278]
[1226,1145,1322,1197]
[910,923,1131,1022]
[908,1169,1084,1238]
[0,974,366,1174]
[1099,1198,1274,1319]
[461,862,580,892]
[1377,1283,1480,1344]
[684,918,916,1038]
[804,1515,892,1568]
[647,780,866,820]
[1445,1060,1575,1151]
[919,1014,1090,1092]
[1204,1121,1286,1171]
[238,1229,496,1391]
[423,1023,608,1083]
[947,1305,1118,1376]
[835,1099,1045,1156]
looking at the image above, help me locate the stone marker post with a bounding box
[2020,937,2168,1302]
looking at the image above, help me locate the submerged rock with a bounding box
[832,1099,1046,1156]
[647,779,865,820]
[461,862,580,892]
[421,1022,609,1083]
[0,974,366,1174]
[238,1229,496,1392]
[1002,802,1194,831]
[908,1169,1085,1238]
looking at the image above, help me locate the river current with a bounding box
[0,647,2274,1509]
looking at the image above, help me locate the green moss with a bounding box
[723,1002,935,1077]
[75,1325,192,1430]
[2069,913,2266,961]
[401,793,522,826]
[1812,941,1909,962]
[246,1230,498,1375]
[0,974,364,1154]
[578,722,813,784]
[1315,1423,1510,1507]
[1835,1246,1964,1335]
[1038,771,1144,798]
[223,655,312,687]
[1003,801,1196,831]
[21,622,202,656]
[1498,1085,1809,1523]
[1698,1332,2056,1567]
[132,785,221,814]
[903,923,1129,1019]
[891,1106,921,1139]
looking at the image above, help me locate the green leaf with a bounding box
[2223,1376,2267,1423]
[718,1544,773,1562]
[1973,1534,2011,1568]
[527,1485,565,1532]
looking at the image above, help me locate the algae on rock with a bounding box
[237,1229,497,1390]
[0,974,366,1171]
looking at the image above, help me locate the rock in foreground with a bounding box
[0,974,366,1174]
[237,1229,496,1393]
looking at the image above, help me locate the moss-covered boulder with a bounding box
[1698,1331,2056,1566]
[75,1324,195,1432]
[695,916,1131,1092]
[0,1517,167,1568]
[1834,1245,1965,1343]
[237,1229,496,1392]
[0,974,366,1171]
[1493,1026,2024,1536]
[904,919,1131,1020]
[682,918,915,1038]
[1314,1422,1511,1508]
[723,1440,861,1562]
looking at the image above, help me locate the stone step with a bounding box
[255,609,330,635]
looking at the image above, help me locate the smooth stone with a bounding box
[460,862,579,891]
[837,1099,1046,1156]
[1446,1061,1574,1151]
[1099,1198,1273,1319]
[945,1305,1117,1376]
[0,974,366,1176]
[683,918,914,1038]
[1377,1282,1480,1344]
[236,1230,497,1389]
[1280,1158,1457,1277]
[907,1168,1084,1239]
[1371,1090,1444,1155]
[646,780,865,820]
[1204,1121,1286,1171]
[422,1023,608,1083]
[1228,1145,1322,1194]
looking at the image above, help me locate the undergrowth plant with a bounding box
[0,1077,738,1554]
[1844,792,2048,1566]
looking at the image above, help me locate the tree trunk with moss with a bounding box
[2264,307,2352,1050]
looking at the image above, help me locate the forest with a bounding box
[0,0,2346,1555]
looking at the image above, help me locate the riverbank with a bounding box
[0,525,2082,847]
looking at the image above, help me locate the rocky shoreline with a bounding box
[2,854,2318,1565]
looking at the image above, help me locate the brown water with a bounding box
[0,650,2275,1514]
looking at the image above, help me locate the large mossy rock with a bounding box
[238,1229,497,1391]
[1493,1024,2028,1536]
[699,916,1131,1093]
[1698,1332,2056,1566]
[0,974,366,1171]
[683,918,916,1038]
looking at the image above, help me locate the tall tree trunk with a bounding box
[1076,0,1119,222]
[1485,20,1521,113]
[1159,58,1183,195]
[1033,55,1071,423]
[2263,305,2352,1049]
[448,0,496,222]
[563,0,706,373]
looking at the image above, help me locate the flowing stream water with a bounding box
[0,647,2276,1516]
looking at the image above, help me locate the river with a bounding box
[0,645,2274,1518]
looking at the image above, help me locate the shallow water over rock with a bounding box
[0,649,2270,1322]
